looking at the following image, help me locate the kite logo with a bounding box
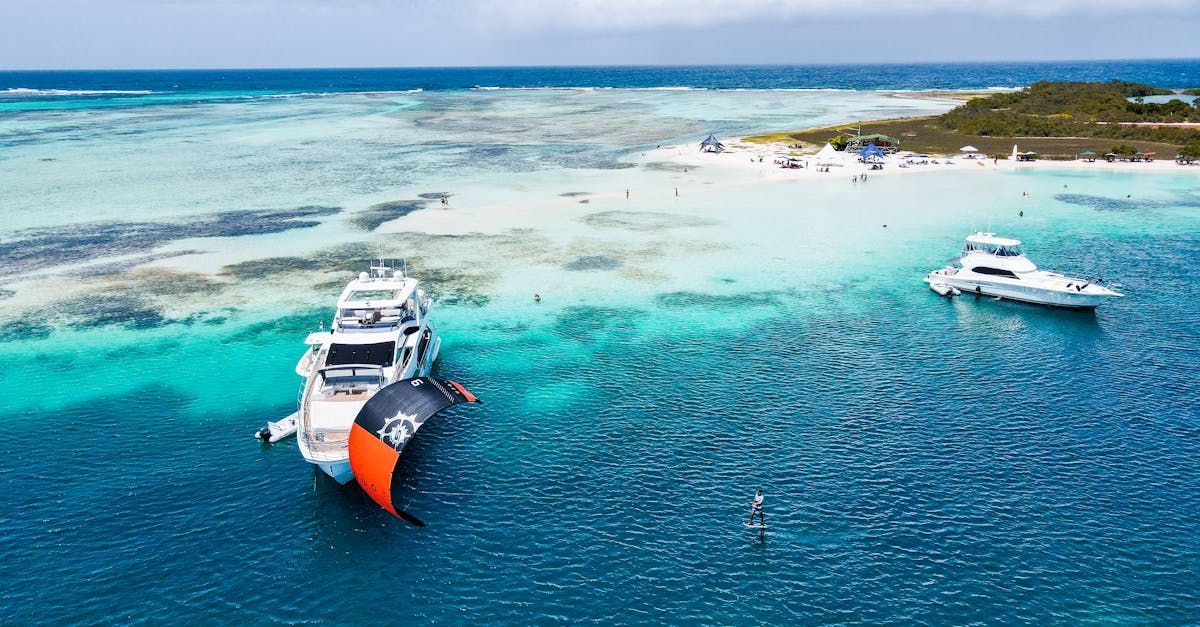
[376,410,419,448]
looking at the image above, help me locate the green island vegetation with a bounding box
[747,81,1200,159]
[1178,140,1200,163]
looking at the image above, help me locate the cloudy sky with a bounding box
[1,0,1197,69]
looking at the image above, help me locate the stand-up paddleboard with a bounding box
[745,522,767,529]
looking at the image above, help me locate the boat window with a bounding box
[347,289,396,302]
[966,241,999,254]
[416,330,431,367]
[396,346,413,368]
[973,266,1019,278]
[326,341,395,367]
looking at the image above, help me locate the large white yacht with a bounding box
[295,261,440,483]
[925,232,1122,308]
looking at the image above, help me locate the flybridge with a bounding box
[332,259,430,332]
[964,232,1024,257]
[965,232,1021,248]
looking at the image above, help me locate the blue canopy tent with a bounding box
[859,143,886,162]
[699,134,724,153]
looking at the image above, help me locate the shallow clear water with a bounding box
[1,70,1199,623]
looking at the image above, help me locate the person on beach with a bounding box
[626,189,629,198]
[674,187,679,197]
[749,488,765,526]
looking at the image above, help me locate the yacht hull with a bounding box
[298,328,442,485]
[316,459,355,484]
[945,278,1111,308]
[926,233,1121,310]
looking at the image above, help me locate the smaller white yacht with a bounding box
[295,261,440,483]
[926,232,1122,309]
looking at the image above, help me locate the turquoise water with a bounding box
[1,76,1199,623]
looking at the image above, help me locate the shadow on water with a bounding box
[951,291,1103,334]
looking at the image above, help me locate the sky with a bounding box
[1,0,1198,69]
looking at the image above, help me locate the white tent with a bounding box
[815,143,844,166]
[959,145,979,153]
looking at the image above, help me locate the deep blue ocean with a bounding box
[3,59,1200,97]
[1,62,1199,624]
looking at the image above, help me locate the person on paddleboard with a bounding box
[748,488,765,526]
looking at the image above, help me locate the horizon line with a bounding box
[3,56,1200,73]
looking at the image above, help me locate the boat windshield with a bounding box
[320,365,384,389]
[965,241,1023,256]
[347,289,398,301]
[326,341,395,367]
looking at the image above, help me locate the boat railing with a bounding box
[334,311,417,332]
[301,429,352,461]
[299,364,382,461]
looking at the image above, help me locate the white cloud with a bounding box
[461,0,1200,32]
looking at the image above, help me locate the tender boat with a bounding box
[926,232,1121,309]
[924,275,960,297]
[295,261,441,483]
[254,413,298,443]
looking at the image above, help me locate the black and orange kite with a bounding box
[348,377,480,526]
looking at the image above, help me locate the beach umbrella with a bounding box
[349,377,481,525]
[959,145,979,153]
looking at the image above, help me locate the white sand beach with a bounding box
[637,135,1199,183]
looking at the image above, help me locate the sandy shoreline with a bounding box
[637,135,1200,182]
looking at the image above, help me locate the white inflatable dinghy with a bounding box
[255,413,298,443]
[924,272,960,297]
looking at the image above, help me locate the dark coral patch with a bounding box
[655,291,784,308]
[562,255,622,272]
[0,206,340,278]
[350,200,429,231]
[0,319,53,342]
[642,162,700,173]
[61,294,169,330]
[219,257,319,279]
[580,210,715,231]
[549,305,642,343]
[1054,193,1200,212]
